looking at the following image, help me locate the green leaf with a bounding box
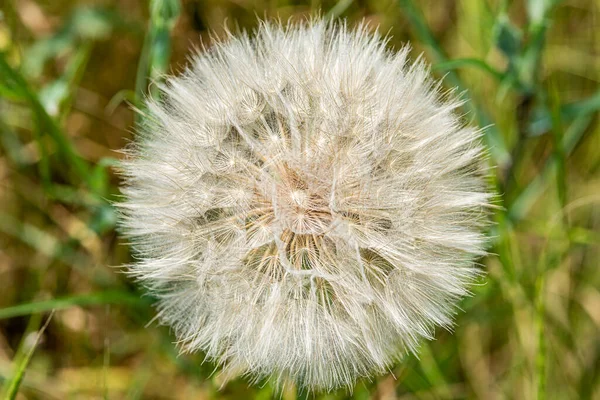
[494,14,523,64]
[494,14,522,61]
[527,0,560,26]
[0,292,147,320]
[0,82,26,102]
[38,80,69,117]
[529,90,600,136]
[562,90,600,119]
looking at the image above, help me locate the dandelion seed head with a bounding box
[119,19,491,391]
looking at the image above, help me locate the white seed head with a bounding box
[119,19,491,391]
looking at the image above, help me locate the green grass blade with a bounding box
[417,342,452,398]
[529,90,600,135]
[433,58,504,81]
[548,82,567,210]
[0,292,147,320]
[535,273,547,400]
[135,0,180,109]
[0,72,52,188]
[562,90,600,118]
[508,114,592,222]
[0,54,92,190]
[396,0,510,166]
[59,41,94,121]
[325,0,354,18]
[396,0,449,72]
[134,19,154,109]
[2,312,54,400]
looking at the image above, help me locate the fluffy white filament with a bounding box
[119,19,490,391]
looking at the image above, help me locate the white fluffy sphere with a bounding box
[119,19,490,391]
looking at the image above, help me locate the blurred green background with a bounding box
[0,0,598,399]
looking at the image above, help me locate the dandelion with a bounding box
[118,19,490,391]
